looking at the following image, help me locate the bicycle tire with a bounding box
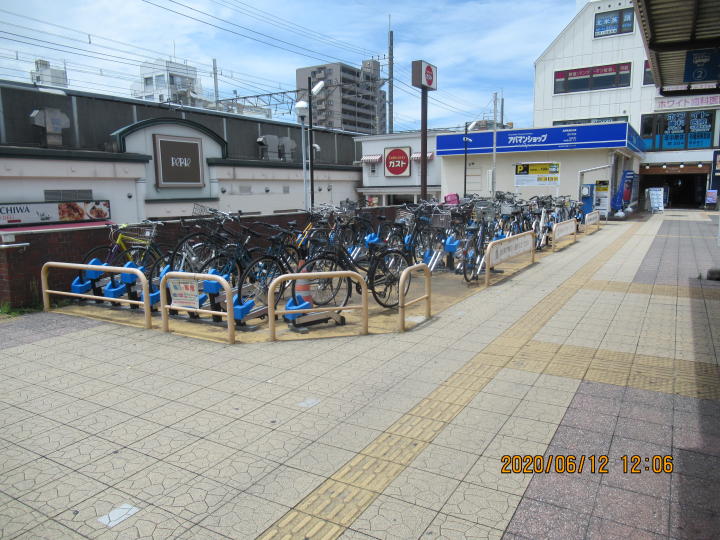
[200,254,242,290]
[291,255,351,307]
[368,248,410,308]
[237,254,285,309]
[169,231,217,272]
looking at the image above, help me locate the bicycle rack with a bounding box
[267,271,368,341]
[398,263,431,332]
[41,262,152,329]
[484,231,536,287]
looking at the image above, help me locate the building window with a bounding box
[155,74,165,87]
[283,186,290,194]
[643,60,655,85]
[369,163,377,176]
[640,110,716,151]
[554,63,631,94]
[144,76,153,90]
[594,8,634,38]
[553,116,628,126]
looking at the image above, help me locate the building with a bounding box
[29,59,68,88]
[534,0,719,208]
[131,59,204,107]
[0,80,361,225]
[296,59,387,135]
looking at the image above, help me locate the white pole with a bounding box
[492,92,497,197]
[300,117,309,211]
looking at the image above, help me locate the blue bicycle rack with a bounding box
[283,295,311,322]
[70,257,107,301]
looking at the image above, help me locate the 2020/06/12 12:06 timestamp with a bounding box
[500,455,674,474]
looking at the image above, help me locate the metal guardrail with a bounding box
[159,271,235,345]
[41,262,152,329]
[551,218,578,252]
[484,231,536,287]
[0,243,30,250]
[584,210,601,234]
[267,271,368,341]
[398,263,431,332]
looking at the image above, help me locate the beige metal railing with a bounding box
[584,210,601,234]
[398,263,431,332]
[551,218,578,252]
[484,231,536,286]
[267,271,368,341]
[41,262,152,329]
[160,271,235,344]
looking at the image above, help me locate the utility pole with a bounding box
[492,92,498,196]
[308,76,315,208]
[212,58,219,110]
[388,15,393,134]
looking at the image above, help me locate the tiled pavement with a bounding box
[0,210,718,539]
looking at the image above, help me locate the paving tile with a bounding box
[0,444,41,476]
[550,425,612,455]
[467,392,520,416]
[18,470,106,517]
[506,498,590,540]
[246,464,324,507]
[482,380,531,400]
[243,430,313,463]
[199,492,288,539]
[114,461,197,503]
[383,467,460,511]
[525,472,599,513]
[672,427,720,457]
[2,416,62,445]
[619,402,673,426]
[162,439,235,475]
[286,441,356,477]
[275,411,339,441]
[98,417,164,447]
[0,497,47,539]
[79,447,158,486]
[593,485,669,535]
[0,458,73,498]
[569,394,621,416]
[672,448,720,481]
[464,456,532,496]
[602,455,671,499]
[14,518,87,539]
[669,501,720,540]
[442,482,520,530]
[47,436,121,470]
[318,423,383,453]
[432,425,495,456]
[353,494,437,540]
[140,402,202,427]
[423,513,502,540]
[407,443,477,481]
[560,407,616,434]
[498,417,558,444]
[585,516,665,540]
[671,473,720,513]
[202,450,278,491]
[614,417,673,446]
[155,475,239,524]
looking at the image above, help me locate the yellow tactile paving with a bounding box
[258,223,644,539]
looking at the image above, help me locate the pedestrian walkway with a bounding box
[0,210,718,539]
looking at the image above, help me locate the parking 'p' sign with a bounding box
[384,147,411,177]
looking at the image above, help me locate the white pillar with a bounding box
[135,178,146,221]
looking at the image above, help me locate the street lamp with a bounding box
[308,78,325,208]
[463,120,479,198]
[295,99,309,211]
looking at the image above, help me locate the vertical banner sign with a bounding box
[384,147,411,177]
[514,163,560,186]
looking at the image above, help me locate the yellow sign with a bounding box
[514,162,560,186]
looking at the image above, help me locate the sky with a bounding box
[0,0,580,130]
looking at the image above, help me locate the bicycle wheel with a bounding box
[237,255,286,309]
[291,255,351,307]
[116,246,162,273]
[411,228,433,264]
[200,254,242,290]
[278,244,301,273]
[169,232,216,272]
[369,249,410,308]
[386,232,404,250]
[81,245,118,265]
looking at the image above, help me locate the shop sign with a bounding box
[706,190,717,205]
[655,95,720,110]
[411,61,437,91]
[153,134,204,188]
[0,200,110,226]
[384,147,411,177]
[167,278,199,309]
[683,48,719,83]
[514,162,560,187]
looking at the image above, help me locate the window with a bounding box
[44,189,93,202]
[640,110,716,151]
[283,186,290,194]
[369,163,377,176]
[643,60,655,85]
[553,116,628,126]
[155,74,165,87]
[144,76,153,89]
[594,7,634,38]
[554,63,632,94]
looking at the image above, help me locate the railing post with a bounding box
[531,232,536,264]
[485,244,492,287]
[160,274,170,333]
[41,263,50,311]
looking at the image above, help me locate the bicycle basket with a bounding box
[120,223,158,241]
[192,203,213,217]
[430,212,451,229]
[500,203,519,215]
[395,209,414,225]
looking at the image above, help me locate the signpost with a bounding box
[412,60,437,201]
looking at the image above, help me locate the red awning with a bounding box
[360,154,382,163]
[411,152,434,160]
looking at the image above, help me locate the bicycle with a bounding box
[80,220,166,273]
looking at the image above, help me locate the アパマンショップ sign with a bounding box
[384,147,411,177]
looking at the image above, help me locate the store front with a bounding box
[639,164,711,208]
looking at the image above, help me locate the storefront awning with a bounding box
[411,152,434,160]
[360,154,382,163]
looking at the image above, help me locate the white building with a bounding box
[131,60,204,106]
[30,59,68,88]
[355,132,444,206]
[534,0,719,207]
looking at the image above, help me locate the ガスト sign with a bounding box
[384,147,410,177]
[153,135,204,188]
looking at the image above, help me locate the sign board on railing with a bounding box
[585,210,601,233]
[168,278,200,309]
[491,232,534,266]
[552,219,577,251]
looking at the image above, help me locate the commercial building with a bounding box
[0,80,361,227]
[296,59,387,135]
[535,0,719,208]
[29,59,68,88]
[131,59,204,107]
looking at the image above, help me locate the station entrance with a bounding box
[638,171,708,209]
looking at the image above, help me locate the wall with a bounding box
[441,148,617,199]
[534,0,657,130]
[0,206,397,308]
[0,158,147,223]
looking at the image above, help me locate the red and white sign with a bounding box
[412,60,437,91]
[384,147,411,177]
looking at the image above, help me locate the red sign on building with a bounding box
[384,147,411,177]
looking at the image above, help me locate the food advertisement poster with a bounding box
[0,200,111,226]
[514,162,560,186]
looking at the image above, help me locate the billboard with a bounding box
[411,61,437,91]
[514,162,560,187]
[0,201,111,227]
[384,147,411,177]
[153,134,204,188]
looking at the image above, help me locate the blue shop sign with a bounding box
[683,49,719,83]
[437,122,644,156]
